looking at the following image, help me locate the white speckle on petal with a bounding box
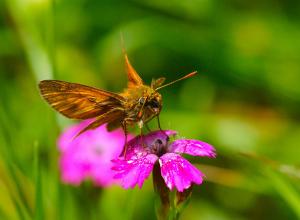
[158,159,162,166]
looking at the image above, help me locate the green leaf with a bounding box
[264,167,300,219]
[34,143,44,220]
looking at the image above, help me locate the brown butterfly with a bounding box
[39,53,196,155]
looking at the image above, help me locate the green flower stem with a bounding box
[153,163,170,220]
[152,163,193,220]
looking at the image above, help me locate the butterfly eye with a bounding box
[148,99,160,109]
[138,97,145,105]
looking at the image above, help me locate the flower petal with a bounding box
[57,121,129,186]
[170,139,216,158]
[159,153,204,192]
[58,119,94,152]
[112,153,158,189]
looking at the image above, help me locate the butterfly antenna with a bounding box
[155,71,197,90]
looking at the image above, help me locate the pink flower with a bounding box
[58,120,130,187]
[112,130,216,192]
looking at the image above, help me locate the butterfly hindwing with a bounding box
[75,109,125,137]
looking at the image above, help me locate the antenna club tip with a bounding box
[183,71,197,79]
[190,71,198,75]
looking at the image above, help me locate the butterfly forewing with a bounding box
[124,54,144,88]
[39,80,125,119]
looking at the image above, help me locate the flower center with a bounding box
[150,138,168,157]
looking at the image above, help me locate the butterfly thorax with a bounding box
[121,85,162,126]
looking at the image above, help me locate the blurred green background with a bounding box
[1,0,300,219]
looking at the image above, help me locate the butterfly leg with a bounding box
[120,121,128,158]
[157,115,163,131]
[156,115,169,141]
[138,120,146,148]
[145,123,151,132]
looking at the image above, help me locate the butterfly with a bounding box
[39,53,196,155]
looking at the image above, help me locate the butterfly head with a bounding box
[147,91,162,115]
[138,89,162,117]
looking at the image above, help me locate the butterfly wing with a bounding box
[151,77,166,89]
[39,80,125,119]
[75,109,125,137]
[124,54,144,88]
